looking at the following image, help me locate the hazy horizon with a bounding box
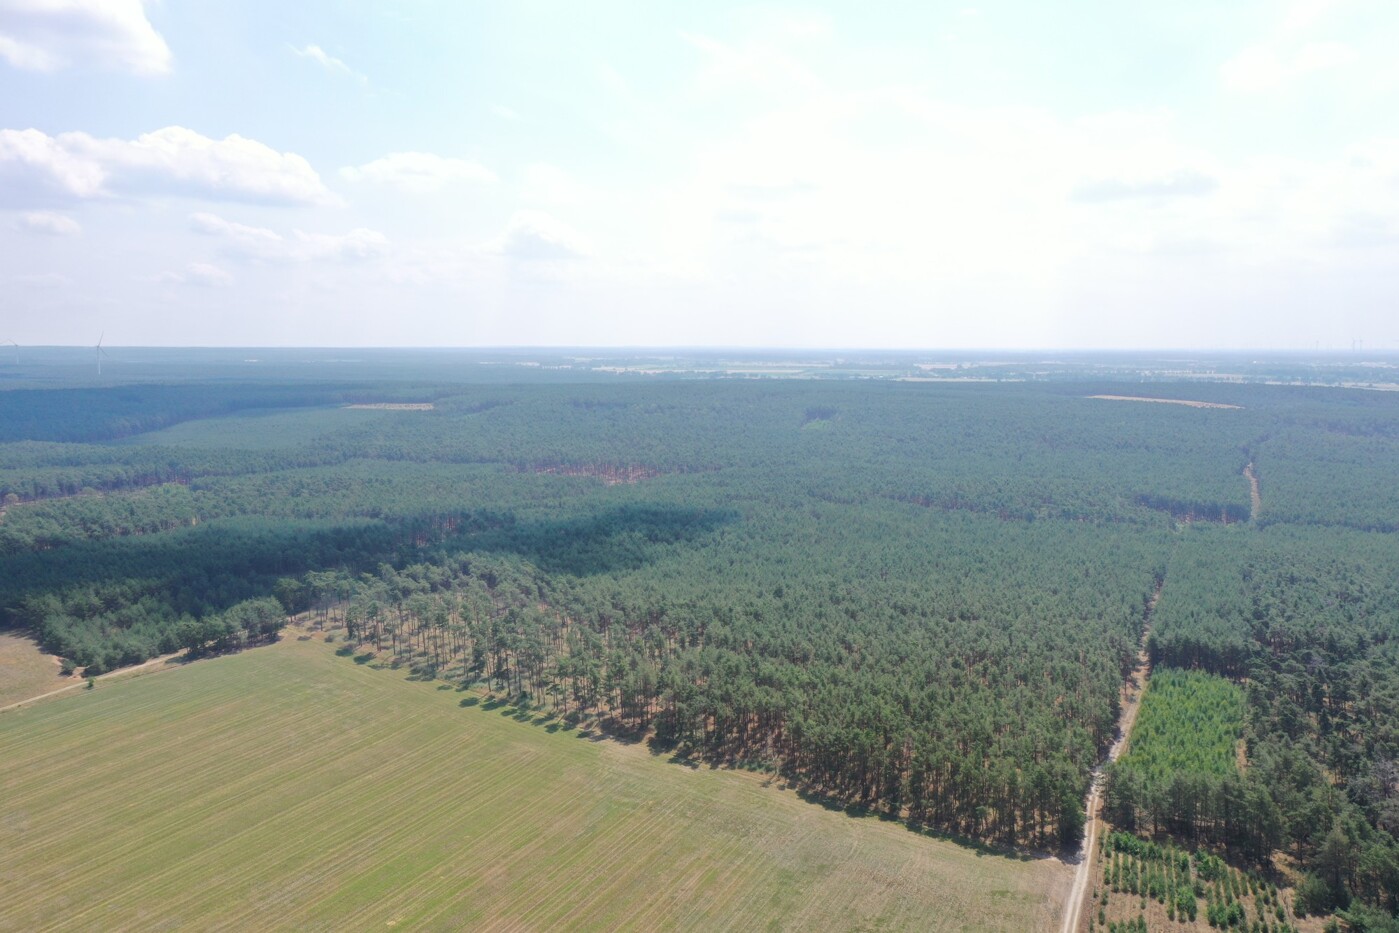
[7,344,1399,355]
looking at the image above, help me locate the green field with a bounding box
[0,634,1069,932]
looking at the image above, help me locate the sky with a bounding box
[1,0,1397,349]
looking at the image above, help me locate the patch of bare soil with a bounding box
[524,463,661,485]
[1088,395,1243,410]
[343,403,435,411]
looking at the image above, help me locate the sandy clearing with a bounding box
[1087,395,1243,410]
[343,403,435,411]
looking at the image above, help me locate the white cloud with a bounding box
[18,209,81,235]
[189,211,388,263]
[189,211,282,245]
[498,211,587,262]
[341,151,497,194]
[0,0,171,75]
[1279,0,1346,34]
[186,262,233,287]
[1221,0,1357,93]
[1222,41,1356,93]
[11,271,68,288]
[519,163,594,207]
[0,128,105,204]
[600,70,1399,327]
[1071,169,1218,203]
[680,28,823,100]
[0,126,337,206]
[150,262,233,287]
[291,43,366,84]
[294,227,389,262]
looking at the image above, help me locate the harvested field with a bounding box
[1087,395,1243,410]
[0,635,1070,932]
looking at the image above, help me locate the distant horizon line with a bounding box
[5,345,1397,355]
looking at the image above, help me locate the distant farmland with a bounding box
[0,636,1070,932]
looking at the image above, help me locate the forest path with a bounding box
[1060,579,1158,933]
[0,651,181,715]
[1244,462,1262,523]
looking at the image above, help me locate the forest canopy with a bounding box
[2,373,1397,917]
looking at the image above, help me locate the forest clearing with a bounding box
[0,633,1071,932]
[1087,396,1244,410]
[343,403,436,411]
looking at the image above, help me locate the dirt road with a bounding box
[0,652,182,715]
[1244,462,1262,523]
[1059,588,1156,933]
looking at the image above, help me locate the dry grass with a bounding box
[0,635,1069,932]
[0,632,66,707]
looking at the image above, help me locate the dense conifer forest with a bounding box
[2,363,1397,923]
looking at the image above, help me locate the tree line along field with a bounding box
[0,633,1070,931]
[2,375,1399,926]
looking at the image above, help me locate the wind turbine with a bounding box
[3,339,16,364]
[95,332,109,376]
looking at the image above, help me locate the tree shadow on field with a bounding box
[463,504,739,577]
[435,668,1042,864]
[902,821,1038,862]
[783,787,1035,862]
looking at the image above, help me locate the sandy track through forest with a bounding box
[1244,462,1262,523]
[1060,583,1157,933]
